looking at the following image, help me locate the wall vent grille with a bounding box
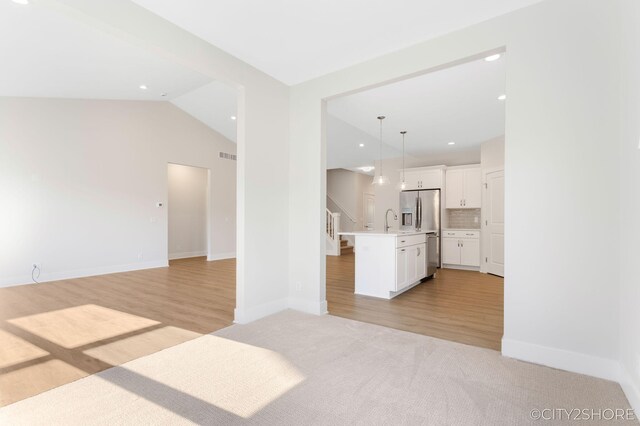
[219,152,237,161]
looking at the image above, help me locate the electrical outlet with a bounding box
[138,253,144,260]
[296,281,302,291]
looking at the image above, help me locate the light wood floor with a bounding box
[0,257,235,406]
[327,253,504,351]
[0,254,502,406]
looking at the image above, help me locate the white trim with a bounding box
[169,250,207,260]
[620,365,640,415]
[442,264,480,272]
[233,298,328,324]
[0,260,169,288]
[207,252,236,261]
[233,298,289,324]
[502,338,620,382]
[288,297,328,315]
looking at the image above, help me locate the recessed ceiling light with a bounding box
[11,0,29,4]
[139,85,148,90]
[485,54,501,62]
[359,143,364,147]
[448,142,455,145]
[230,116,237,120]
[498,94,507,100]
[359,166,374,172]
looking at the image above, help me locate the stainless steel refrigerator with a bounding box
[399,189,441,270]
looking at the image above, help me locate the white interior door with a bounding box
[485,170,505,276]
[363,193,375,230]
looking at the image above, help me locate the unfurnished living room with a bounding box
[0,0,638,424]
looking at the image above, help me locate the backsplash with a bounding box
[446,209,481,229]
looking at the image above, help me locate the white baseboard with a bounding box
[620,365,640,415]
[0,260,169,288]
[207,252,236,261]
[288,297,328,315]
[234,298,289,324]
[442,264,480,272]
[168,250,207,260]
[502,338,620,382]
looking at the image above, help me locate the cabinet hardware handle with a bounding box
[401,249,405,252]
[417,248,420,256]
[401,240,405,243]
[466,233,474,236]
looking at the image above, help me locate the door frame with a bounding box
[167,162,213,261]
[480,166,505,275]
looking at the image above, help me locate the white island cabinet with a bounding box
[339,230,436,299]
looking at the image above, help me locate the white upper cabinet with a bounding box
[463,168,482,208]
[445,170,465,208]
[403,170,421,190]
[445,166,481,209]
[402,166,445,190]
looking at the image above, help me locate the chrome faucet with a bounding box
[385,209,398,233]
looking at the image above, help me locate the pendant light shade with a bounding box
[372,116,389,185]
[399,131,407,190]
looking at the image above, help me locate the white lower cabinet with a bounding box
[442,230,480,267]
[396,242,426,291]
[460,238,480,266]
[442,238,461,264]
[396,248,407,289]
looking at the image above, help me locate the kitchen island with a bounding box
[339,230,437,299]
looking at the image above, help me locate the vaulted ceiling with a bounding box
[0,1,208,100]
[1,0,520,148]
[132,0,541,85]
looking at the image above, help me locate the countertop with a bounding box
[339,230,437,237]
[442,228,481,232]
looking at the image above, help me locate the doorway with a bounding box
[167,163,210,260]
[323,51,506,351]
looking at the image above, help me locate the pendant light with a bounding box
[399,131,407,190]
[372,116,389,185]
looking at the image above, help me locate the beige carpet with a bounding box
[0,310,634,425]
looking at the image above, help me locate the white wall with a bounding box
[168,164,208,260]
[618,0,640,414]
[46,0,291,323]
[0,98,237,286]
[326,169,372,231]
[289,0,624,386]
[480,136,505,169]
